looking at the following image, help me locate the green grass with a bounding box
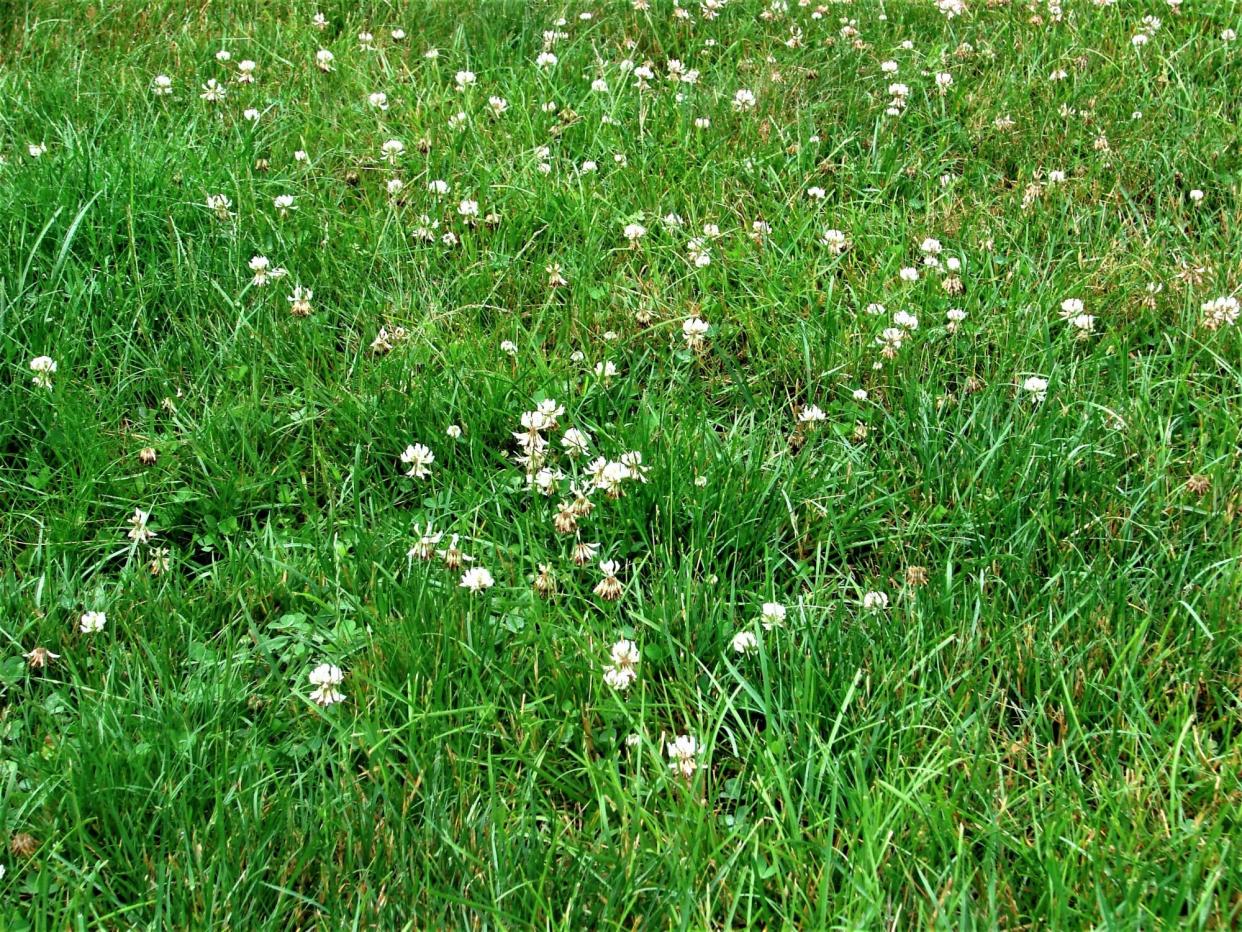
[1,0,1240,927]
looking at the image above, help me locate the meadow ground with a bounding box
[1,0,1240,927]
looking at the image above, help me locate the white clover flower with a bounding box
[561,428,591,456]
[459,566,495,592]
[583,464,621,499]
[731,630,759,654]
[29,355,57,388]
[1068,314,1096,335]
[455,70,477,88]
[368,92,389,110]
[732,88,757,110]
[687,238,711,267]
[243,108,260,123]
[500,340,518,356]
[206,193,232,219]
[591,78,609,92]
[572,541,601,566]
[151,74,173,96]
[666,734,700,778]
[604,665,636,690]
[603,638,640,691]
[380,139,405,163]
[861,590,889,612]
[248,255,272,286]
[148,546,170,576]
[308,663,345,706]
[1022,376,1049,402]
[682,316,710,349]
[446,424,463,439]
[79,611,107,634]
[200,79,226,101]
[437,534,472,571]
[407,523,443,560]
[820,229,849,253]
[237,60,256,83]
[596,461,631,497]
[528,466,563,496]
[760,602,787,629]
[1201,297,1239,330]
[488,95,508,116]
[287,286,313,317]
[899,267,920,282]
[536,52,558,68]
[400,443,435,479]
[23,646,59,668]
[273,194,295,216]
[623,222,647,242]
[620,451,648,483]
[799,404,826,424]
[127,508,156,544]
[807,186,826,200]
[878,327,905,356]
[458,198,480,218]
[315,48,334,71]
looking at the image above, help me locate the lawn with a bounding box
[1,0,1240,927]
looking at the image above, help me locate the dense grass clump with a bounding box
[1,0,1239,927]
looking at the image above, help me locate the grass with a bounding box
[0,0,1240,927]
